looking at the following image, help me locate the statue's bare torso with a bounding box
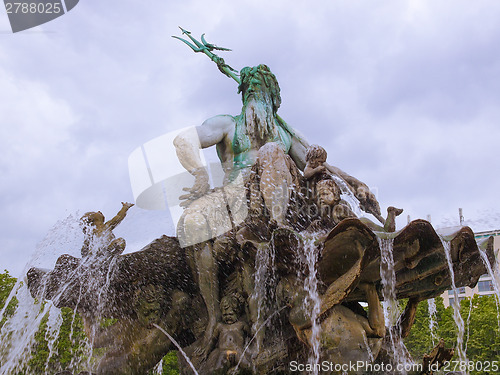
[175,113,302,186]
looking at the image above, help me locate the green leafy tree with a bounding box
[463,295,500,367]
[405,294,500,374]
[0,269,18,328]
[159,351,180,375]
[27,307,88,374]
[0,269,16,308]
[403,298,432,359]
[435,296,457,348]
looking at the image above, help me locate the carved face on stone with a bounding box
[220,296,239,324]
[317,180,341,207]
[134,285,161,327]
[238,65,281,111]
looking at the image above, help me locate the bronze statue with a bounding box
[21,29,498,375]
[173,64,383,355]
[80,202,134,257]
[204,295,252,373]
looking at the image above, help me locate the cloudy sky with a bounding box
[1,0,499,276]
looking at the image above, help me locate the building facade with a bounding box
[442,229,500,307]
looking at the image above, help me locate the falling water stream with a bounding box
[302,236,322,373]
[464,296,474,356]
[0,285,57,373]
[441,238,468,370]
[0,214,134,374]
[0,215,92,373]
[378,237,410,374]
[153,358,164,374]
[427,298,438,345]
[329,174,364,217]
[42,307,64,372]
[234,305,287,372]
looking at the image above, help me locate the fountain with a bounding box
[1,29,497,375]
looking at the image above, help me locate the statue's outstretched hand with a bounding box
[121,202,134,209]
[179,169,210,208]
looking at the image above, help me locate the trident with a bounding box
[172,27,301,140]
[172,27,240,83]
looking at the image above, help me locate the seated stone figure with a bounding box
[305,178,356,233]
[317,179,356,224]
[303,144,329,182]
[205,294,252,373]
[80,202,134,258]
[305,145,404,233]
[304,145,356,227]
[278,275,385,366]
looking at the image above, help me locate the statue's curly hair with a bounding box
[306,144,327,163]
[317,179,338,192]
[238,64,281,113]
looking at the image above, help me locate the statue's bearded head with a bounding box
[238,65,281,142]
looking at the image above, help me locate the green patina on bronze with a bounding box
[172,27,306,150]
[229,115,292,181]
[237,65,281,112]
[229,64,292,180]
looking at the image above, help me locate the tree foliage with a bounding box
[0,269,16,308]
[0,269,18,328]
[147,351,180,375]
[26,306,88,373]
[405,295,500,374]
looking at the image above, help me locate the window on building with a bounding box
[478,280,493,292]
[448,287,466,295]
